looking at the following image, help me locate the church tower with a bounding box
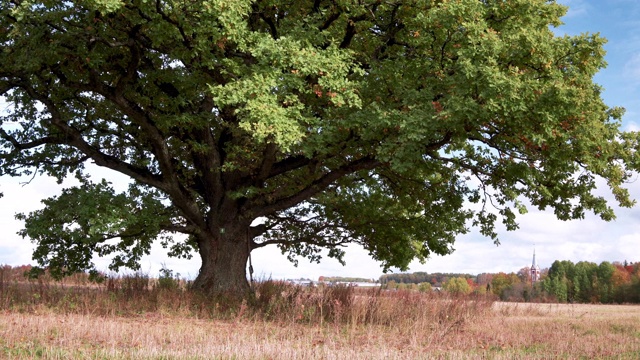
[530,248,541,283]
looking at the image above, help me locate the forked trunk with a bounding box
[191,226,251,297]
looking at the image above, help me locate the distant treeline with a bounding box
[378,260,640,304]
[542,260,640,304]
[319,276,376,283]
[379,272,475,287]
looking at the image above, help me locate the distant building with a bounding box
[530,249,541,283]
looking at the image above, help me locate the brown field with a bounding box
[2,301,639,359]
[0,275,639,359]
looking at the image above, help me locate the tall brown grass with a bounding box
[0,265,493,331]
[2,266,639,359]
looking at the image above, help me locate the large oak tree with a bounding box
[1,0,637,295]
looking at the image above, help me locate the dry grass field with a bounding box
[1,301,639,359]
[0,303,636,359]
[1,274,639,359]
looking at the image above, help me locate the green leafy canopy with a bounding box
[1,0,639,279]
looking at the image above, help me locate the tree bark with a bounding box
[191,226,251,297]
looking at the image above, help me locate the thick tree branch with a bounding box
[260,12,278,39]
[161,223,199,235]
[91,82,206,228]
[9,80,165,184]
[256,142,278,184]
[312,0,322,13]
[320,12,341,31]
[339,14,367,49]
[266,155,312,178]
[0,82,13,96]
[12,75,209,229]
[188,127,224,209]
[252,234,350,250]
[249,156,381,217]
[0,129,66,150]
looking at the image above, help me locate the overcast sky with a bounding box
[1,0,639,281]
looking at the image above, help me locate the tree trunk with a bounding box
[191,226,251,297]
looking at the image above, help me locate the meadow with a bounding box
[1,268,639,359]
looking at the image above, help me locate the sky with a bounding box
[1,0,640,282]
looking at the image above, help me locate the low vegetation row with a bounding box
[3,258,639,309]
[0,264,492,329]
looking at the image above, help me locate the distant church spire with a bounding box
[530,247,541,283]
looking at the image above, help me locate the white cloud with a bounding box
[623,121,639,132]
[561,0,591,19]
[623,53,640,83]
[0,177,62,266]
